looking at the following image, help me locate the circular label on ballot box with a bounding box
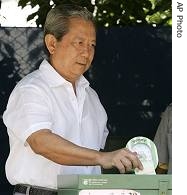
[126,136,158,174]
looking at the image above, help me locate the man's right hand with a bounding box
[98,148,144,173]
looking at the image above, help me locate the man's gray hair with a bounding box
[44,4,95,41]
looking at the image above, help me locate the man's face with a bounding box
[49,18,96,83]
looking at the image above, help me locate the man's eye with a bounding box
[91,44,96,48]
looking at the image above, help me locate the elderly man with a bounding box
[3,4,143,195]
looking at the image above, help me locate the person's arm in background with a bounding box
[154,104,172,174]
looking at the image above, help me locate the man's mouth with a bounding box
[76,62,86,66]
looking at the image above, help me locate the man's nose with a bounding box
[80,45,90,58]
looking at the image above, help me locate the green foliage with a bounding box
[18,0,172,27]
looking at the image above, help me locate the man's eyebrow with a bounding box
[75,37,96,43]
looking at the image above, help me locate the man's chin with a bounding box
[73,68,85,76]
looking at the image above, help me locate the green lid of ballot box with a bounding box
[57,174,172,195]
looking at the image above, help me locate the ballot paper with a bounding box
[134,161,156,175]
[79,189,141,195]
[126,136,158,175]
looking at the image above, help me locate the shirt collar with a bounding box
[39,59,90,88]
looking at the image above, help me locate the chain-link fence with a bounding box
[0,27,46,78]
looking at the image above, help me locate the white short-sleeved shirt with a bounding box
[3,59,109,189]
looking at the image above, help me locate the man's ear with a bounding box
[44,34,57,54]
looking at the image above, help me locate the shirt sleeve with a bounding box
[3,85,53,143]
[100,126,109,149]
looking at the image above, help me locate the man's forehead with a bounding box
[67,18,96,39]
